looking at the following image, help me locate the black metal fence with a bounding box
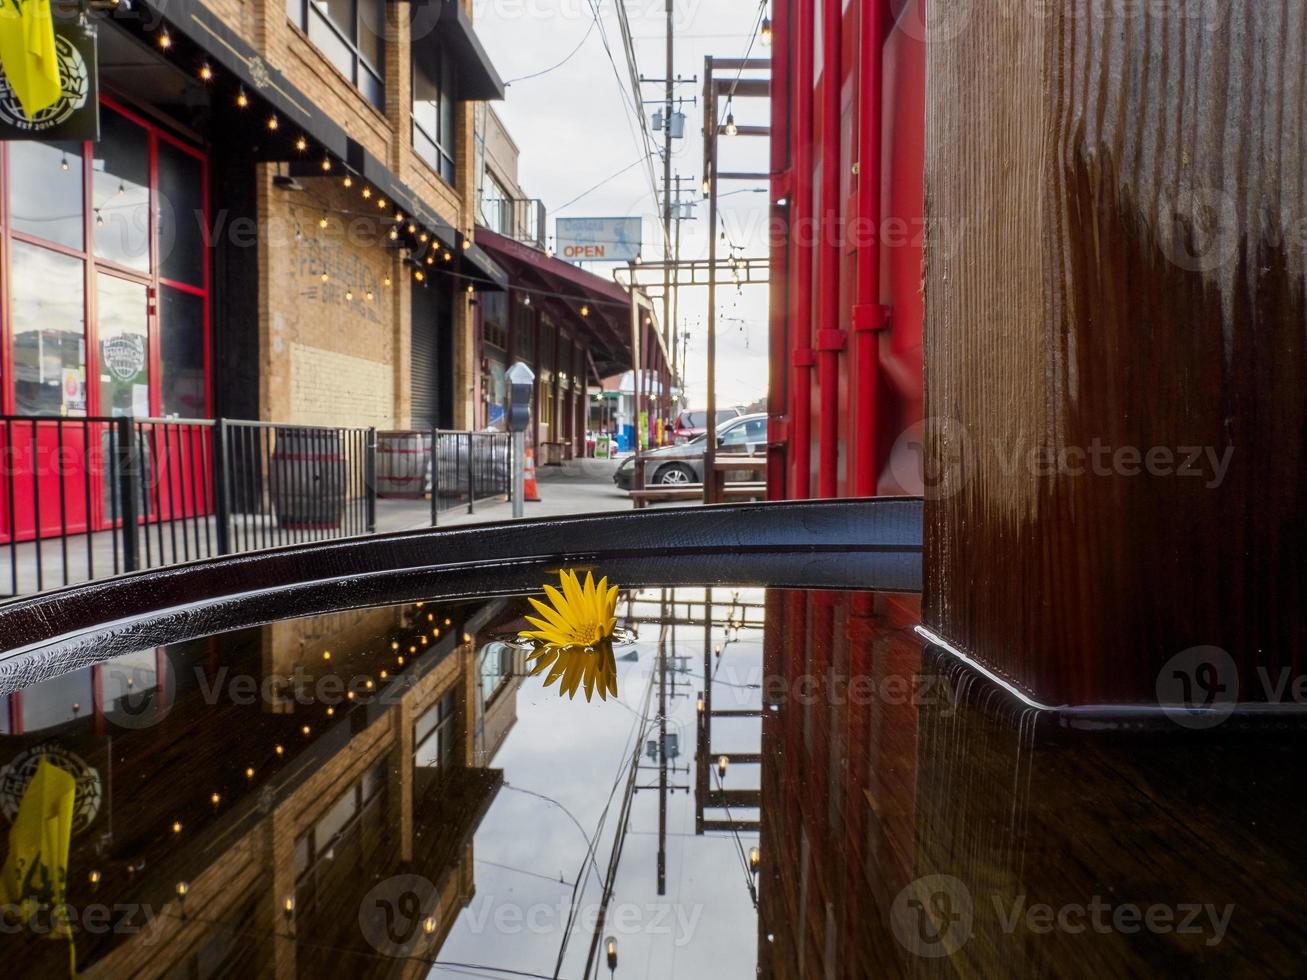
[377,429,512,522]
[0,416,510,597]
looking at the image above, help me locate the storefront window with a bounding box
[158,140,205,288]
[97,274,150,417]
[413,44,456,184]
[1,99,209,419]
[160,287,207,418]
[7,139,84,251]
[93,108,151,273]
[11,242,86,416]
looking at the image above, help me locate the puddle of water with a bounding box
[0,584,1302,977]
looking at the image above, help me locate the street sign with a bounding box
[555,217,642,263]
[0,19,99,141]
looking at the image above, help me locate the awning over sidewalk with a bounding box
[474,227,670,379]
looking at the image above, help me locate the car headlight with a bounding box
[617,456,634,471]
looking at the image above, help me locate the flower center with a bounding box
[574,623,602,646]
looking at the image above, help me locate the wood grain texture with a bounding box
[923,1,1307,705]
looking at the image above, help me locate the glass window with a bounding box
[160,287,206,417]
[96,274,150,416]
[294,0,385,109]
[11,242,86,415]
[8,140,84,250]
[313,785,358,848]
[93,108,151,272]
[413,45,456,183]
[158,141,205,287]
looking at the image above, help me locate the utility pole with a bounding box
[663,0,674,419]
[656,587,669,894]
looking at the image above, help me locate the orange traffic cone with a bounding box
[524,447,541,502]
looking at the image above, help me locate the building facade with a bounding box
[0,0,506,434]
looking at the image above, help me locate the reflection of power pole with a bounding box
[656,587,668,894]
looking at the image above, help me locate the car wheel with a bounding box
[654,463,695,486]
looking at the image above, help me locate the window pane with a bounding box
[312,0,354,40]
[307,8,355,80]
[358,66,383,110]
[96,274,150,417]
[357,0,383,67]
[160,287,207,417]
[159,141,205,287]
[413,127,437,172]
[11,242,86,415]
[93,108,151,272]
[8,140,84,250]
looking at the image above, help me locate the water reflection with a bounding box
[0,586,1303,977]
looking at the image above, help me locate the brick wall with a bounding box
[199,0,480,429]
[258,169,403,426]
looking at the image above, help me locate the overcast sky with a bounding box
[471,0,773,409]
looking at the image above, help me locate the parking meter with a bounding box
[507,362,535,516]
[507,362,534,432]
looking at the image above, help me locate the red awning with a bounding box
[474,226,668,381]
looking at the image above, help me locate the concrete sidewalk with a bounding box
[404,456,644,529]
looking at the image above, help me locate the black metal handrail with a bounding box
[0,415,508,598]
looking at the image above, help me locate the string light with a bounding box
[760,16,772,45]
[376,197,386,209]
[267,114,279,131]
[383,275,392,287]
[407,223,416,234]
[361,186,372,199]
[321,156,331,172]
[320,271,329,282]
[365,289,374,301]
[343,174,353,188]
[443,250,452,262]
[345,288,353,301]
[319,214,329,229]
[199,63,213,82]
[295,134,308,152]
[275,744,285,756]
[60,154,69,171]
[172,820,183,834]
[210,792,221,805]
[236,88,249,108]
[414,270,425,282]
[158,30,172,50]
[724,112,738,137]
[580,304,590,317]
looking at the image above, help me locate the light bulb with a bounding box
[199,63,213,82]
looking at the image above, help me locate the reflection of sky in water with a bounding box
[436,590,761,979]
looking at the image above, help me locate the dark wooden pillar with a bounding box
[923,3,1306,707]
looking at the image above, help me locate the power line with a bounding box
[503,13,599,86]
[554,153,657,212]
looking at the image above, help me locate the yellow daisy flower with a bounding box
[522,569,617,650]
[520,570,620,701]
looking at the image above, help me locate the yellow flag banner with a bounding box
[0,0,62,120]
[0,756,77,939]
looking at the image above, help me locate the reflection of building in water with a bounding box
[0,599,526,978]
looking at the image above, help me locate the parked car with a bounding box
[672,407,742,444]
[614,413,767,490]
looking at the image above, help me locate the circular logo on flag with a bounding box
[0,32,91,132]
[0,744,103,834]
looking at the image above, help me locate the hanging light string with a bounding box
[143,14,636,319]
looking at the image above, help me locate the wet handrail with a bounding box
[0,497,922,688]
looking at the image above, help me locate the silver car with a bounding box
[614,413,768,489]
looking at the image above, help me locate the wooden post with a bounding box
[923,3,1306,707]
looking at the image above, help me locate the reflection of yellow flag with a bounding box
[0,0,63,120]
[0,757,76,939]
